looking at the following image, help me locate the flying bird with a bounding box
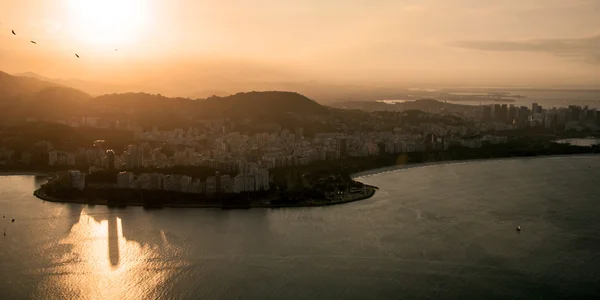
[75,54,79,58]
[12,30,16,35]
[30,41,36,44]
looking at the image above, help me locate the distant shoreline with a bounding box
[352,153,599,178]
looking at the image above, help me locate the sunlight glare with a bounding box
[68,0,150,47]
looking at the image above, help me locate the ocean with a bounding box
[1,155,599,299]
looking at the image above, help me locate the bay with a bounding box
[1,155,599,299]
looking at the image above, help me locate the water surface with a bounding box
[1,156,599,299]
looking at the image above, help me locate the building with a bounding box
[117,171,134,189]
[234,174,245,193]
[483,105,492,121]
[189,179,201,194]
[220,174,233,193]
[125,145,143,169]
[105,150,115,170]
[206,176,217,194]
[138,173,151,190]
[508,105,517,124]
[532,103,542,114]
[337,138,349,158]
[245,175,255,192]
[180,175,192,193]
[33,141,51,165]
[68,170,86,190]
[215,171,221,192]
[149,173,163,190]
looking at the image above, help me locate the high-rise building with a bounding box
[483,106,492,121]
[220,174,233,193]
[206,176,217,194]
[125,145,143,169]
[245,175,255,192]
[150,173,163,190]
[234,174,245,193]
[68,170,86,190]
[180,176,192,193]
[117,171,134,189]
[508,105,517,124]
[337,138,349,158]
[33,141,51,165]
[500,104,508,122]
[105,150,115,170]
[138,173,151,190]
[568,106,581,122]
[492,104,501,121]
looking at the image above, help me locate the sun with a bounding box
[68,0,150,47]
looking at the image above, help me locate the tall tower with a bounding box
[105,150,115,170]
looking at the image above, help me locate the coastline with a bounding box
[32,172,377,209]
[0,172,51,176]
[28,152,599,209]
[351,153,600,179]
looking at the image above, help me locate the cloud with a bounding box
[449,34,600,64]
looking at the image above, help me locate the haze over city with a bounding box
[2,1,600,300]
[1,0,599,97]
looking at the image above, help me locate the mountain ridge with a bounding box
[0,71,330,122]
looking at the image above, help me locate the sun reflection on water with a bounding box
[33,210,181,299]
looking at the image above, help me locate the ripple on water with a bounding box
[1,156,600,299]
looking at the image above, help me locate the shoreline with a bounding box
[351,153,599,178]
[0,172,51,176]
[27,153,599,209]
[32,173,377,209]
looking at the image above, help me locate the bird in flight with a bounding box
[30,41,36,44]
[75,54,80,58]
[12,30,16,35]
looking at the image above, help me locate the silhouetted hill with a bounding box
[0,71,58,100]
[6,86,91,120]
[91,91,329,123]
[14,72,129,96]
[2,70,328,125]
[198,91,329,118]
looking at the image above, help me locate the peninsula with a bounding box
[0,72,598,209]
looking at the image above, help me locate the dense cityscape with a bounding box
[1,88,599,205]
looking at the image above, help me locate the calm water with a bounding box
[1,156,600,300]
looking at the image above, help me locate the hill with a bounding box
[2,71,330,125]
[197,91,329,118]
[22,86,92,120]
[14,72,129,96]
[0,71,57,100]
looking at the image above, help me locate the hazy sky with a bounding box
[1,0,599,90]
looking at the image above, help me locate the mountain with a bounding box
[198,91,329,118]
[2,70,330,125]
[13,86,91,120]
[14,72,128,96]
[0,71,58,100]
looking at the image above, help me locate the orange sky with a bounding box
[0,0,599,92]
